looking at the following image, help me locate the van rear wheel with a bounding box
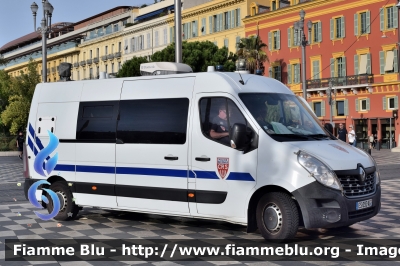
[47,181,79,221]
[256,192,299,241]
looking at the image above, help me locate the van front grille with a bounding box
[337,173,376,198]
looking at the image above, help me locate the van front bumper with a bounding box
[292,181,381,229]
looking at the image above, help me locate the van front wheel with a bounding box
[47,181,79,221]
[256,192,299,241]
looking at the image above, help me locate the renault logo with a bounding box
[358,166,366,184]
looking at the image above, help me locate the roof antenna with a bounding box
[238,71,244,85]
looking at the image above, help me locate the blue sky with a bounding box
[0,0,155,48]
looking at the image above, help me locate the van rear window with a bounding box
[82,106,113,118]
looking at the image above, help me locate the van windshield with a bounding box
[239,93,333,141]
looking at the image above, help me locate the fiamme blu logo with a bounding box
[27,130,61,220]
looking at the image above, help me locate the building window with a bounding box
[269,30,281,50]
[313,102,325,117]
[105,46,108,55]
[336,100,348,116]
[356,98,370,111]
[330,16,345,39]
[355,11,370,36]
[164,28,168,44]
[355,53,371,75]
[155,31,159,47]
[380,6,398,31]
[330,57,346,78]
[312,60,320,80]
[269,65,281,81]
[252,7,256,16]
[360,12,367,34]
[224,39,229,48]
[118,42,121,52]
[385,96,399,110]
[310,22,322,43]
[287,63,300,84]
[96,48,99,58]
[271,1,277,11]
[380,50,398,74]
[287,27,300,47]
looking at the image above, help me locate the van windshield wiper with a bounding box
[306,134,330,140]
[273,134,310,140]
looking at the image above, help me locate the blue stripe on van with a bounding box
[117,167,188,178]
[226,172,255,181]
[28,136,36,155]
[76,165,115,174]
[193,171,219,179]
[29,124,35,139]
[54,164,75,172]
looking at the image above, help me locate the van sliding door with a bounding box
[116,77,195,215]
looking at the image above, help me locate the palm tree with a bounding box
[236,35,268,74]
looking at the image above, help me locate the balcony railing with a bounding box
[107,54,115,60]
[73,62,79,68]
[80,61,86,67]
[93,57,99,63]
[86,59,92,64]
[114,52,121,58]
[306,74,373,90]
[101,55,108,61]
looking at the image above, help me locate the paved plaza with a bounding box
[0,149,399,265]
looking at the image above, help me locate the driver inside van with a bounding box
[210,105,230,145]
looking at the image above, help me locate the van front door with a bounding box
[190,94,258,220]
[115,77,195,215]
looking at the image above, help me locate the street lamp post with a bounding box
[31,1,54,83]
[327,81,336,126]
[294,10,312,99]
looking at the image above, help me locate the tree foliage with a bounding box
[151,41,236,72]
[0,57,7,66]
[0,59,40,134]
[117,56,149,78]
[236,36,268,74]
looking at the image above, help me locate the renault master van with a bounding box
[24,62,381,240]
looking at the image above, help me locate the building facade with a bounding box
[244,0,400,149]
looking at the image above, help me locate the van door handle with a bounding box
[164,155,178,161]
[195,157,210,162]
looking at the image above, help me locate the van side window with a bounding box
[76,101,119,141]
[199,97,253,148]
[117,98,189,144]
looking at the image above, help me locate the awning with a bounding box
[358,54,367,74]
[384,50,394,72]
[134,5,174,21]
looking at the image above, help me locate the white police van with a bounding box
[24,62,381,240]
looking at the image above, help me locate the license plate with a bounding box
[356,199,372,210]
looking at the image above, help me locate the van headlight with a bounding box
[297,151,342,191]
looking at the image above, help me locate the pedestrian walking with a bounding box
[337,123,347,142]
[16,131,24,160]
[369,134,375,149]
[348,125,356,147]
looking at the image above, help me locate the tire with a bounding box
[47,181,79,221]
[256,192,299,241]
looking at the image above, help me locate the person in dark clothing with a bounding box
[337,123,347,142]
[210,105,230,145]
[16,131,24,160]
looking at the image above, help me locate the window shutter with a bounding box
[296,64,300,83]
[379,51,385,74]
[321,101,326,117]
[318,22,322,42]
[341,16,345,38]
[268,32,272,50]
[129,38,133,53]
[342,56,346,76]
[288,28,291,48]
[215,15,219,32]
[219,14,223,31]
[170,27,173,43]
[330,19,334,40]
[395,96,399,109]
[209,16,213,34]
[231,10,235,28]
[236,36,240,51]
[354,54,359,75]
[394,6,399,29]
[313,60,319,79]
[366,53,371,74]
[380,8,384,31]
[383,96,387,110]
[227,11,231,29]
[277,65,282,81]
[288,64,292,84]
[330,58,335,77]
[277,30,281,49]
[355,99,359,111]
[394,49,398,73]
[344,99,349,115]
[224,39,229,48]
[294,30,298,46]
[237,8,241,26]
[366,98,370,111]
[354,13,358,36]
[147,33,150,48]
[366,11,371,33]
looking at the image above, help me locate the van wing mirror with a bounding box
[230,123,247,150]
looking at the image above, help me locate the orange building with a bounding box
[244,0,400,149]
